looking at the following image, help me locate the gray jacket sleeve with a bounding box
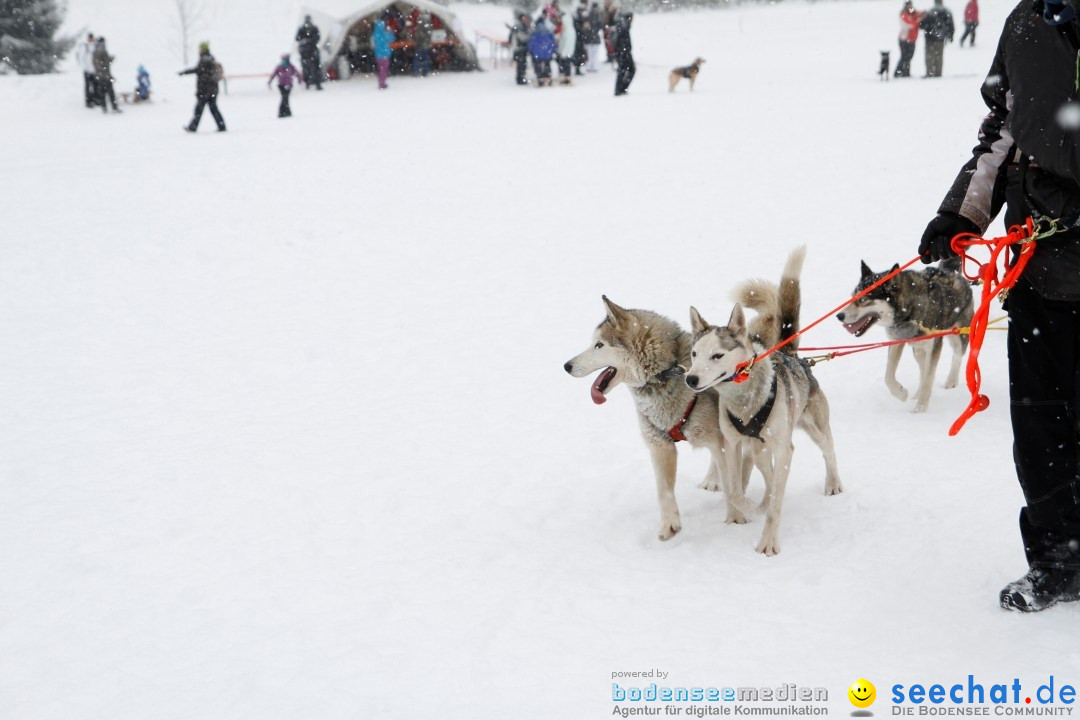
[937,40,1014,232]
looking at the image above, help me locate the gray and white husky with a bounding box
[684,247,842,556]
[835,258,974,413]
[564,297,754,540]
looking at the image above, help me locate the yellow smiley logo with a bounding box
[848,679,876,709]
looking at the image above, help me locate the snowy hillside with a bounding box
[3,1,1078,719]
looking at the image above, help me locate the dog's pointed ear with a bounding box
[602,295,632,326]
[860,260,873,279]
[728,303,746,337]
[890,263,900,274]
[689,306,709,334]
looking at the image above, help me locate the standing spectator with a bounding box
[894,0,923,78]
[959,0,979,46]
[613,11,634,96]
[413,11,433,77]
[603,0,619,64]
[917,0,1080,613]
[75,33,97,108]
[556,11,577,85]
[134,65,151,102]
[584,2,603,71]
[179,42,226,133]
[920,0,955,77]
[268,54,303,118]
[572,3,587,75]
[509,12,532,86]
[296,15,323,90]
[93,37,121,114]
[528,16,557,87]
[373,16,396,90]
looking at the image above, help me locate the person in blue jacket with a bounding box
[373,15,396,89]
[528,16,556,87]
[134,65,151,102]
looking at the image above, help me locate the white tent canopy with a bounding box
[299,0,479,75]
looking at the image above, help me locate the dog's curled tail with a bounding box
[734,279,780,350]
[778,245,806,355]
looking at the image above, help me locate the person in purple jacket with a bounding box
[268,54,304,117]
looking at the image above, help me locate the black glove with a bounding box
[918,212,980,264]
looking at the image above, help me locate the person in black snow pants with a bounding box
[613,11,635,96]
[296,15,323,90]
[509,13,532,86]
[179,42,226,132]
[918,0,1080,612]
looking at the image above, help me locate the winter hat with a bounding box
[282,53,291,61]
[199,41,210,53]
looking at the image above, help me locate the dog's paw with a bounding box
[942,378,959,390]
[755,535,781,556]
[725,508,748,525]
[911,400,928,414]
[658,517,682,541]
[699,477,723,492]
[888,385,909,402]
[825,480,843,496]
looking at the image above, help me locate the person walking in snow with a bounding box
[894,0,924,77]
[268,54,303,117]
[613,11,635,96]
[509,12,532,86]
[76,33,97,108]
[373,15,396,90]
[920,0,955,77]
[918,0,1080,613]
[93,37,121,113]
[556,10,577,85]
[179,41,226,132]
[959,0,979,46]
[528,16,557,87]
[296,15,323,90]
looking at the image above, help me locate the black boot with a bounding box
[1000,564,1080,612]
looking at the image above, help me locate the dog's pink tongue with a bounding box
[591,367,616,405]
[843,319,867,336]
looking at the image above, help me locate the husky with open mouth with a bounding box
[564,296,754,540]
[835,257,974,413]
[684,246,842,556]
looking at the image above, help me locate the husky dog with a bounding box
[564,297,753,540]
[835,258,974,413]
[684,247,842,556]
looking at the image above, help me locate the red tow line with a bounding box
[731,217,1050,436]
[946,218,1042,435]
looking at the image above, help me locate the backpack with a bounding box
[212,61,224,83]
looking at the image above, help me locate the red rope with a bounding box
[731,256,923,382]
[946,218,1038,436]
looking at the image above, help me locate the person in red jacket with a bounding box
[959,0,979,46]
[895,0,924,77]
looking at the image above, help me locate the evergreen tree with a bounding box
[0,0,75,74]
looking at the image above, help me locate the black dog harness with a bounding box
[726,374,777,443]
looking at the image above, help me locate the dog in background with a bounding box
[879,51,890,81]
[669,58,706,92]
[836,258,974,413]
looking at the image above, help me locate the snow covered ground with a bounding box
[3,0,1078,718]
